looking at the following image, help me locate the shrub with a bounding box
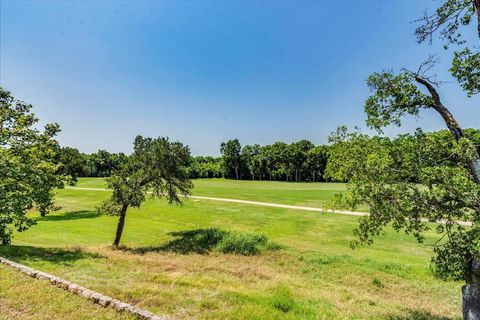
[214,231,281,256]
[217,232,268,255]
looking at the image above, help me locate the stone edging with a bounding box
[0,256,171,320]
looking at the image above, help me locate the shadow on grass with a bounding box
[37,210,101,221]
[387,310,458,320]
[0,245,105,266]
[124,228,225,255]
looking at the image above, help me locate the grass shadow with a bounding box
[37,210,101,221]
[125,228,226,255]
[386,310,459,320]
[0,245,105,266]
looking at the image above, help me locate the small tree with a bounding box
[99,135,193,247]
[0,88,64,243]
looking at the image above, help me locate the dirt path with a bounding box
[65,187,471,226]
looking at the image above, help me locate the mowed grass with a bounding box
[75,177,348,208]
[0,264,135,320]
[0,178,462,319]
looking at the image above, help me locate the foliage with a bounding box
[98,135,193,246]
[415,0,479,97]
[326,128,480,282]
[414,0,478,46]
[189,156,223,178]
[56,147,89,184]
[364,72,434,131]
[220,139,243,179]
[450,47,480,96]
[0,87,64,244]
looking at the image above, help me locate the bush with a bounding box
[217,232,268,255]
[213,230,280,256]
[156,227,281,256]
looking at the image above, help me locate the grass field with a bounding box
[74,177,349,208]
[0,178,462,319]
[0,264,135,320]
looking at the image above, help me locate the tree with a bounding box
[304,146,329,182]
[242,144,262,180]
[289,140,314,182]
[0,88,64,243]
[328,1,480,316]
[57,147,88,184]
[220,139,242,180]
[98,136,193,247]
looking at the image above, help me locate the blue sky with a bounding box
[1,0,478,155]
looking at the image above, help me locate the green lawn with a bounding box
[75,177,348,208]
[0,178,461,319]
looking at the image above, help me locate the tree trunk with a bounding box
[463,283,480,320]
[416,76,480,184]
[112,204,128,247]
[235,167,239,180]
[463,259,480,320]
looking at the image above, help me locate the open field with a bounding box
[0,178,461,319]
[75,177,349,208]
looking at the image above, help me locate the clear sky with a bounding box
[1,0,478,155]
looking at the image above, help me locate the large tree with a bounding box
[99,136,193,247]
[0,88,64,243]
[328,1,480,318]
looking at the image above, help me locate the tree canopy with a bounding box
[99,135,193,247]
[0,88,64,244]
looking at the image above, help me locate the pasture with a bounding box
[1,178,461,319]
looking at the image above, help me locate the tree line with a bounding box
[57,130,480,184]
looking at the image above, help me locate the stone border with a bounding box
[0,256,171,320]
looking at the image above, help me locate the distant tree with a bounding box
[57,147,88,184]
[98,136,193,247]
[220,139,242,179]
[269,142,291,181]
[0,88,64,244]
[189,156,223,179]
[242,144,262,180]
[289,140,314,182]
[304,146,329,182]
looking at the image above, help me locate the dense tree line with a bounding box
[56,148,128,182]
[217,130,479,182]
[58,129,480,183]
[219,139,329,182]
